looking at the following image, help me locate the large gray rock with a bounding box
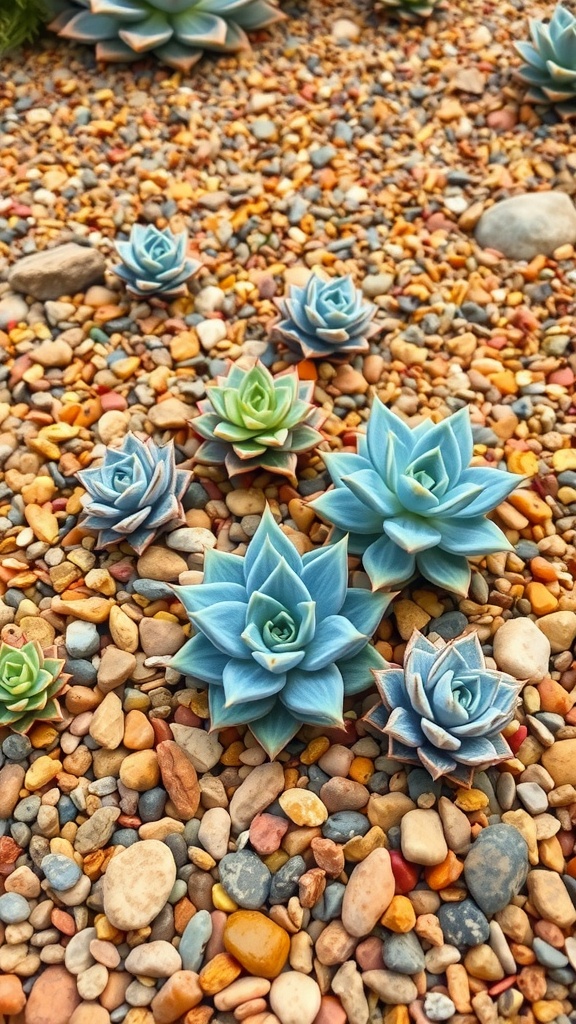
[8,243,105,300]
[475,191,576,260]
[464,823,529,917]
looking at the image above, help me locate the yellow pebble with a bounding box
[25,755,62,790]
[212,883,238,912]
[454,788,489,812]
[552,449,576,473]
[349,756,374,784]
[300,736,330,765]
[380,895,416,933]
[189,848,216,871]
[279,788,327,827]
[28,723,59,749]
[94,916,124,942]
[525,582,558,615]
[508,490,552,523]
[384,1008,410,1024]
[533,1001,566,1023]
[263,850,290,873]
[507,450,539,477]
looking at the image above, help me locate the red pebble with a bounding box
[548,368,575,387]
[389,850,420,894]
[249,813,289,856]
[355,936,385,971]
[108,560,134,582]
[486,335,507,350]
[313,996,347,1024]
[508,726,527,755]
[173,706,202,728]
[488,976,517,996]
[151,719,172,745]
[51,908,76,936]
[100,391,128,412]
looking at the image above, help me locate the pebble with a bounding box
[179,910,213,972]
[341,848,395,937]
[382,931,426,974]
[475,191,576,260]
[424,993,457,1021]
[542,739,576,786]
[24,965,81,1024]
[229,762,285,833]
[361,969,418,1005]
[0,893,30,924]
[218,850,271,909]
[492,618,551,682]
[103,839,177,930]
[124,940,182,977]
[332,961,369,1024]
[170,724,223,773]
[401,809,448,865]
[269,972,321,1024]
[8,243,105,300]
[527,870,576,928]
[223,910,290,978]
[464,824,529,916]
[438,899,490,949]
[41,854,82,892]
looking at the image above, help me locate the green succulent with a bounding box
[193,360,326,481]
[0,640,67,734]
[515,5,576,119]
[375,0,440,18]
[46,0,284,72]
[0,0,49,54]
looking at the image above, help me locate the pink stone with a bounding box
[312,995,347,1024]
[205,910,227,961]
[549,368,575,387]
[100,392,128,412]
[355,937,385,972]
[486,109,517,130]
[249,813,289,855]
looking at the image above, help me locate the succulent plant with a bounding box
[77,432,191,555]
[0,0,48,54]
[0,640,67,734]
[171,507,391,758]
[364,631,520,787]
[112,225,201,298]
[46,0,283,72]
[274,273,380,361]
[311,401,518,596]
[192,360,326,481]
[514,5,576,119]
[375,0,441,19]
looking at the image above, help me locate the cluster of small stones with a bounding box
[0,1,576,1023]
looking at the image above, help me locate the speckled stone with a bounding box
[438,899,490,949]
[218,850,271,909]
[464,824,529,917]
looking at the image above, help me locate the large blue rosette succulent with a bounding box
[113,225,201,298]
[171,508,391,758]
[364,631,520,787]
[311,401,518,596]
[77,433,191,554]
[274,273,380,360]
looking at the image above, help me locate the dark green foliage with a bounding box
[0,0,48,54]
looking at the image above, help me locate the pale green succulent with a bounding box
[375,0,441,19]
[47,0,284,71]
[515,5,576,119]
[0,640,67,734]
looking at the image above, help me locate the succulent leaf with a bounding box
[274,272,380,360]
[311,400,518,595]
[171,507,391,758]
[47,0,283,69]
[364,630,521,787]
[515,5,576,118]
[192,360,326,482]
[77,433,191,555]
[0,640,67,734]
[374,0,442,19]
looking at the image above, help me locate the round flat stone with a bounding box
[41,854,82,892]
[103,839,177,930]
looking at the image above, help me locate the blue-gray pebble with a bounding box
[41,853,82,892]
[383,931,426,974]
[179,909,212,971]
[219,850,271,909]
[269,855,306,905]
[312,881,346,922]
[464,823,528,917]
[438,899,490,949]
[322,812,370,843]
[533,937,569,969]
[0,892,30,923]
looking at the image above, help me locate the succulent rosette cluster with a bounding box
[113,225,201,298]
[311,401,518,596]
[514,5,576,118]
[365,631,520,787]
[274,273,380,361]
[171,508,391,758]
[192,361,326,481]
[0,640,67,734]
[46,0,283,71]
[77,433,191,555]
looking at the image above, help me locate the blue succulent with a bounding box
[364,631,520,788]
[171,507,391,758]
[311,401,518,596]
[77,433,191,554]
[515,5,576,118]
[112,225,201,298]
[274,273,380,360]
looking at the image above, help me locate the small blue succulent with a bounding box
[274,273,380,360]
[77,433,191,554]
[365,631,520,787]
[113,225,201,298]
[311,401,518,596]
[171,507,391,758]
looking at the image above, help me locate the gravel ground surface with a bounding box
[0,2,575,1023]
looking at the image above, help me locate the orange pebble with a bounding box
[530,557,559,582]
[538,677,576,716]
[220,741,244,766]
[199,953,242,995]
[300,737,330,765]
[380,895,416,933]
[349,756,374,784]
[297,359,318,381]
[525,582,558,615]
[424,850,464,891]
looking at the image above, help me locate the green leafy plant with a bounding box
[514,5,576,119]
[311,401,518,596]
[364,631,520,788]
[192,360,326,482]
[47,0,284,72]
[171,507,391,758]
[375,0,441,19]
[0,640,67,734]
[0,0,48,54]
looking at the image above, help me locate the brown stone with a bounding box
[25,965,81,1024]
[150,971,203,1024]
[0,974,26,1015]
[156,741,200,819]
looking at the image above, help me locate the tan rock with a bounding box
[89,692,124,750]
[103,840,177,931]
[119,750,160,791]
[123,710,155,750]
[367,792,416,832]
[542,740,576,787]
[527,870,576,929]
[342,848,395,938]
[25,965,81,1024]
